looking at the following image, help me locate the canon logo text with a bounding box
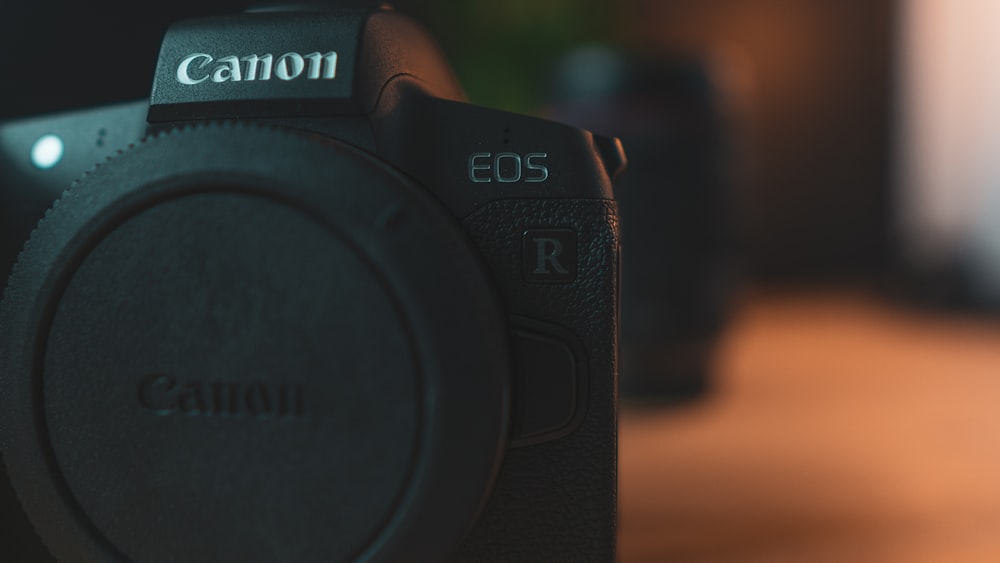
[138,374,305,419]
[176,51,339,85]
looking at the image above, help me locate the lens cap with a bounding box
[0,124,509,562]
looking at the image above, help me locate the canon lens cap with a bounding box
[0,124,509,563]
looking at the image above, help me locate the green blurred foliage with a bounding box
[411,0,618,113]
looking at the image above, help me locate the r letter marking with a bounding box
[523,229,577,283]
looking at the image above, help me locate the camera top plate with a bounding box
[149,8,463,122]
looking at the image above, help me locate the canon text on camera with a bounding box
[176,52,339,85]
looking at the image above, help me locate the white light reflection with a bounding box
[30,134,64,170]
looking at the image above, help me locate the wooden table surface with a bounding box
[618,293,1000,562]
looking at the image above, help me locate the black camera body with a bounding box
[0,5,624,563]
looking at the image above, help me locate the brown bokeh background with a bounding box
[619,291,1000,562]
[619,0,896,282]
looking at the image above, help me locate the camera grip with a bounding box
[457,198,619,563]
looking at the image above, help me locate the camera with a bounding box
[0,4,624,562]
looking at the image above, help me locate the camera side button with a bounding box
[509,319,588,447]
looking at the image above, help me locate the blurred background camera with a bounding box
[542,46,735,401]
